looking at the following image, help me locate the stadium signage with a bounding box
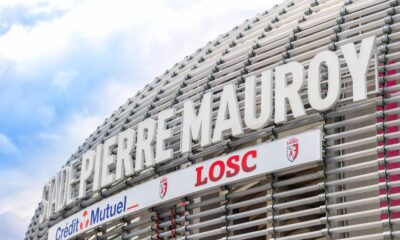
[40,36,376,224]
[48,129,322,239]
[194,149,257,187]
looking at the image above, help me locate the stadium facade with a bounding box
[26,0,400,239]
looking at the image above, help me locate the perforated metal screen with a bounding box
[26,0,400,239]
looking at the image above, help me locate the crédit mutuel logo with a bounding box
[287,137,299,162]
[79,210,90,230]
[55,195,138,240]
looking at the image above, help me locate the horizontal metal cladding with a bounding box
[26,0,400,240]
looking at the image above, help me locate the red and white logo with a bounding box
[79,210,90,230]
[287,137,299,162]
[159,177,168,199]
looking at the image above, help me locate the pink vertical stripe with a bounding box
[378,61,400,219]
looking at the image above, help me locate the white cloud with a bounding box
[0,115,103,224]
[0,116,100,221]
[88,79,142,115]
[0,211,29,240]
[0,0,46,8]
[37,113,103,168]
[0,169,43,239]
[0,0,274,75]
[52,69,77,90]
[0,133,17,154]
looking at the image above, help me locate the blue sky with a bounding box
[0,0,277,239]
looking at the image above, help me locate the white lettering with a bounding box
[116,128,135,181]
[101,136,118,188]
[212,83,243,143]
[156,108,175,163]
[79,150,95,198]
[244,69,273,129]
[275,62,306,123]
[181,92,213,153]
[308,51,341,111]
[341,36,376,101]
[135,118,156,171]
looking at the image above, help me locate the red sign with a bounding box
[195,150,257,187]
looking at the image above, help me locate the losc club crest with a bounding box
[287,137,299,162]
[159,177,168,199]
